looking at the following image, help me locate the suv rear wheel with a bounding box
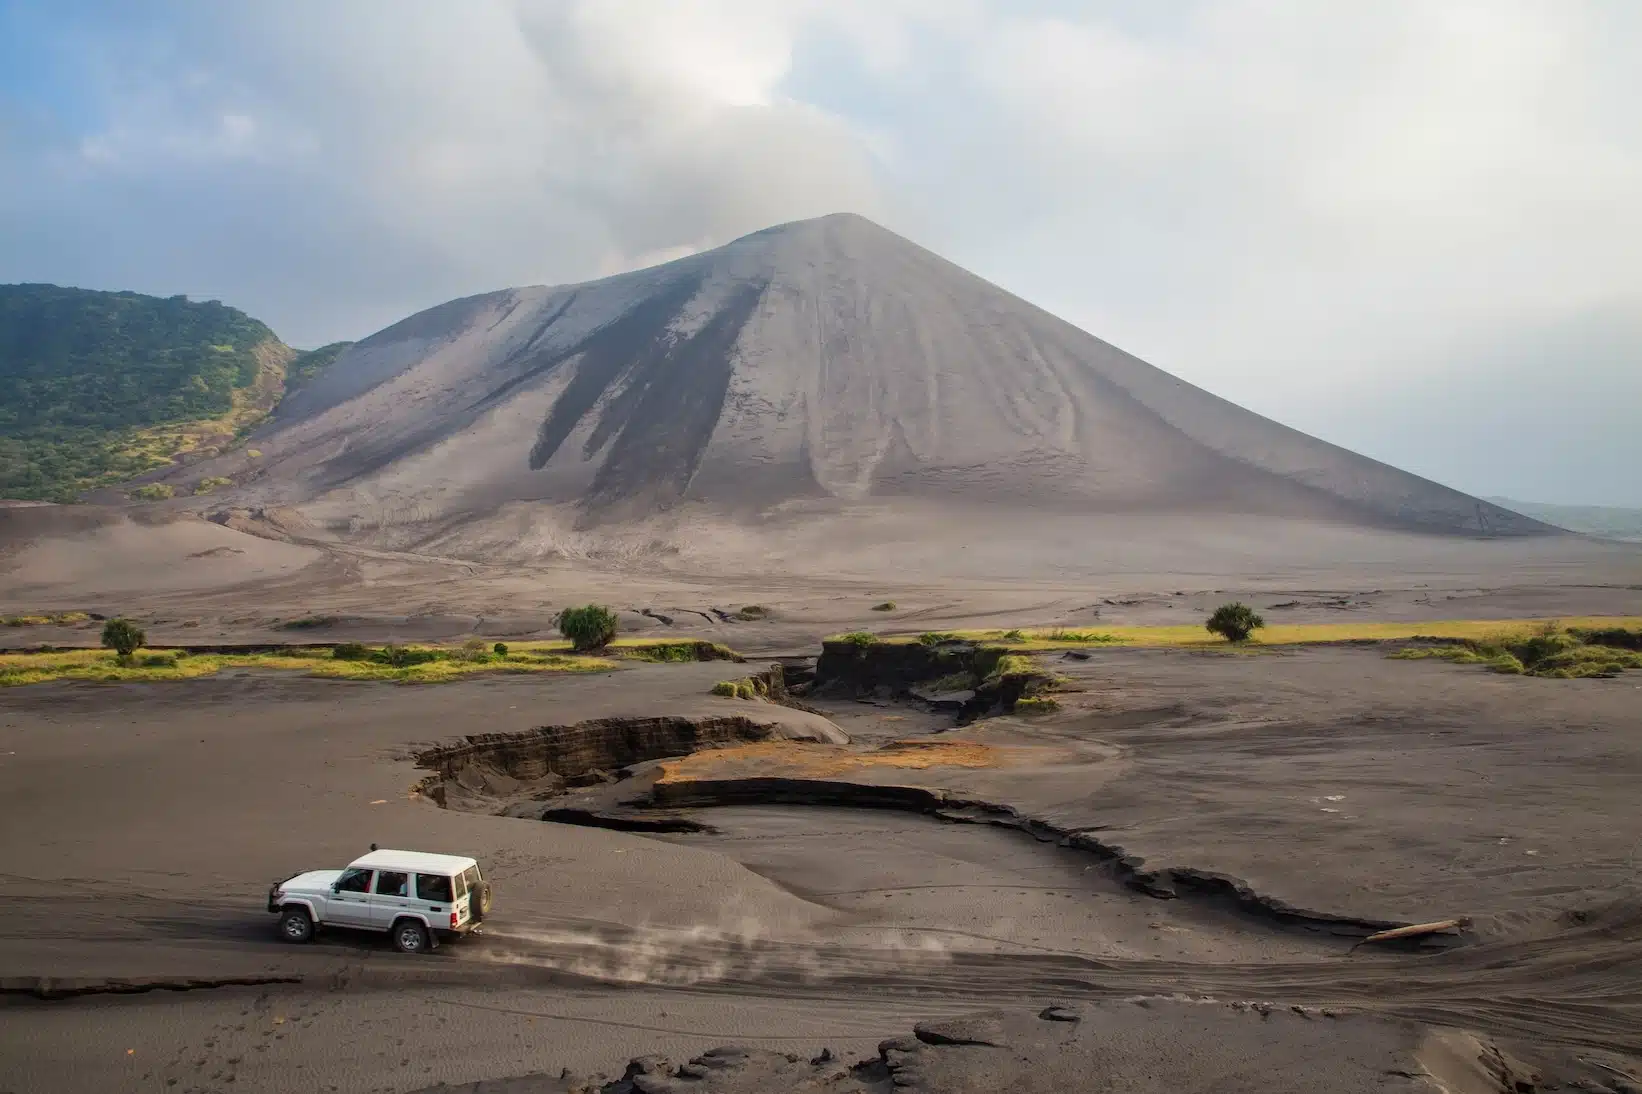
[392,918,430,954]
[278,906,313,944]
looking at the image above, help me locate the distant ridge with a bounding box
[1485,497,1642,541]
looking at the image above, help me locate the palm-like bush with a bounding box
[1206,602,1264,643]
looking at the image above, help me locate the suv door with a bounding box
[370,870,417,929]
[328,867,375,927]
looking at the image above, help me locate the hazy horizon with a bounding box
[3,2,1638,506]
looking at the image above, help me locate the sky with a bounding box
[1,0,1638,506]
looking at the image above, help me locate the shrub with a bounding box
[737,605,770,620]
[493,642,509,658]
[100,618,145,660]
[710,680,740,698]
[999,629,1025,642]
[376,644,441,668]
[836,631,878,650]
[871,601,897,612]
[559,605,618,652]
[1570,627,1642,651]
[918,632,961,646]
[1206,602,1264,643]
[332,642,370,661]
[138,652,178,668]
[129,483,174,501]
[192,476,233,495]
[1013,697,1059,715]
[452,638,492,663]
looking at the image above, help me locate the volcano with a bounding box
[150,213,1552,566]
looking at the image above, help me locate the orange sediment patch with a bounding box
[657,738,1006,783]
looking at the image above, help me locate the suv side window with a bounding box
[336,868,373,893]
[415,873,452,903]
[375,871,408,897]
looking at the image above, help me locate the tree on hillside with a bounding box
[101,618,146,662]
[1206,602,1264,643]
[558,605,618,652]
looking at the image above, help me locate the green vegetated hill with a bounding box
[0,284,351,501]
[1486,498,1642,542]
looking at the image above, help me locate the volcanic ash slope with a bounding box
[171,213,1553,567]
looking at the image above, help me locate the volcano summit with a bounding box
[145,213,1550,568]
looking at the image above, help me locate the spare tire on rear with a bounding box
[475,882,492,920]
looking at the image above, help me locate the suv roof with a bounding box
[347,849,477,875]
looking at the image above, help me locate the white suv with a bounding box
[267,848,492,953]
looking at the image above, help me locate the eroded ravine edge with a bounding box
[649,776,1425,942]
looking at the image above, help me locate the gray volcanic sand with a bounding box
[3,645,1641,1092]
[2,502,1640,656]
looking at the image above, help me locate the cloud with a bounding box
[1,0,1638,502]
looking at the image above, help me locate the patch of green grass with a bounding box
[973,648,1066,698]
[979,651,1039,683]
[129,483,174,500]
[1391,646,1525,673]
[620,640,741,663]
[0,646,614,688]
[1390,622,1642,679]
[1569,626,1642,651]
[1045,628,1119,643]
[835,632,879,650]
[4,611,93,626]
[711,676,767,700]
[1012,697,1060,715]
[917,632,961,646]
[863,617,1642,650]
[192,475,232,495]
[927,672,978,692]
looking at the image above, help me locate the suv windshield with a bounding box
[336,868,372,893]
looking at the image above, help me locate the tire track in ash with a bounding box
[460,912,1642,1054]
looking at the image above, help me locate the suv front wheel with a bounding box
[278,906,313,944]
[392,918,431,954]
